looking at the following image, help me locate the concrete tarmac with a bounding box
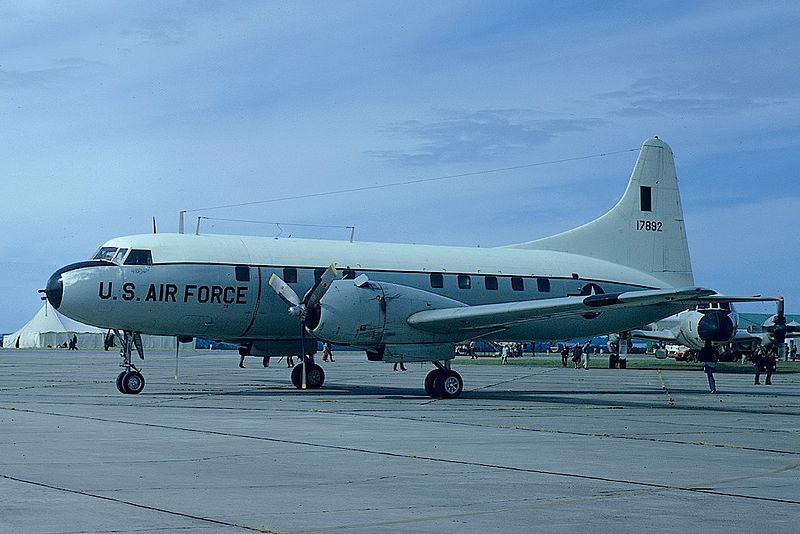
[1,349,799,533]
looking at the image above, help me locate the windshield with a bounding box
[92,247,129,265]
[93,247,117,262]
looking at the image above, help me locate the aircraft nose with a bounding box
[45,270,64,309]
[698,311,735,342]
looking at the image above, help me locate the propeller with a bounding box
[760,297,799,360]
[268,264,339,388]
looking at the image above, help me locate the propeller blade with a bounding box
[305,264,339,308]
[269,273,301,307]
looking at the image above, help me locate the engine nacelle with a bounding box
[309,278,467,351]
[676,309,737,346]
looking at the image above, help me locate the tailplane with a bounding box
[509,137,693,287]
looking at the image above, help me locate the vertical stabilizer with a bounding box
[509,137,693,287]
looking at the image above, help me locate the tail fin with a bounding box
[509,137,693,287]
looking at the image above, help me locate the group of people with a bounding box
[559,341,592,369]
[697,340,779,393]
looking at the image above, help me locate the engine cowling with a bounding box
[308,278,467,350]
[677,309,737,346]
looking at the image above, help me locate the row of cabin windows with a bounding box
[447,274,549,292]
[240,267,552,293]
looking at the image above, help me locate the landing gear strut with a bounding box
[424,360,463,399]
[114,330,145,394]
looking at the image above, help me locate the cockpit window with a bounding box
[93,247,117,262]
[124,249,153,265]
[112,248,128,264]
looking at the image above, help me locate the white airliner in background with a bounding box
[43,137,780,398]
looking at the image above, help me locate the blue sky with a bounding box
[1,1,798,332]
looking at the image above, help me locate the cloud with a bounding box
[370,109,605,165]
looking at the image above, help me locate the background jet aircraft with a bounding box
[44,137,765,398]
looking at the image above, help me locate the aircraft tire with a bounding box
[290,363,325,389]
[424,369,441,398]
[291,365,303,389]
[115,371,127,394]
[434,370,463,399]
[306,364,325,389]
[121,371,145,395]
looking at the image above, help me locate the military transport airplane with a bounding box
[621,298,797,358]
[43,137,774,398]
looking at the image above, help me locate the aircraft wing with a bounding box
[407,287,716,334]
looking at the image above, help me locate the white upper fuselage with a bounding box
[52,232,676,345]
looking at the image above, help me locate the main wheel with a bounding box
[121,371,145,395]
[116,371,127,393]
[290,363,325,389]
[434,370,463,399]
[291,365,303,388]
[306,364,325,389]
[424,369,441,398]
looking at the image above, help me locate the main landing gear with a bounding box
[115,330,146,395]
[290,356,325,389]
[424,360,463,399]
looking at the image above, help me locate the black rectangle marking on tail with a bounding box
[640,185,652,212]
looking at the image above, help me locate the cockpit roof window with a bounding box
[93,247,117,262]
[124,249,153,266]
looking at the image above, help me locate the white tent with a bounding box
[2,303,177,350]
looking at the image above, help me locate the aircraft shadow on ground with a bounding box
[153,380,800,416]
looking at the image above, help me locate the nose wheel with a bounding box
[114,330,147,395]
[116,370,145,394]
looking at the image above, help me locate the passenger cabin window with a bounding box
[93,247,117,262]
[314,268,325,285]
[484,276,498,290]
[457,274,471,290]
[235,266,250,282]
[511,277,524,291]
[537,278,551,292]
[283,268,298,284]
[430,273,443,288]
[124,249,152,266]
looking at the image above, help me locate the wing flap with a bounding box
[408,287,716,334]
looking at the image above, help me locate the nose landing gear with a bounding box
[114,330,146,394]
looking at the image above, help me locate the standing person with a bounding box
[698,340,718,393]
[238,347,247,368]
[322,342,334,362]
[790,343,797,361]
[393,360,407,371]
[560,345,569,367]
[69,334,78,351]
[764,347,777,385]
[468,340,478,360]
[582,340,591,369]
[752,345,765,384]
[262,356,270,368]
[571,342,582,369]
[500,344,509,364]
